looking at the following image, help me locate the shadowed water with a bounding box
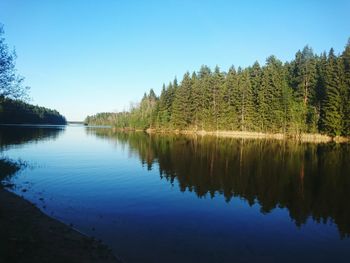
[1,125,350,263]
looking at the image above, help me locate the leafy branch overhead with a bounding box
[0,24,29,100]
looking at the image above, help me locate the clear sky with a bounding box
[0,0,349,121]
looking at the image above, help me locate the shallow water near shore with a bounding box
[1,125,350,263]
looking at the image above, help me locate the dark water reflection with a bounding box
[89,129,350,238]
[0,125,65,150]
[1,125,350,263]
[0,125,65,180]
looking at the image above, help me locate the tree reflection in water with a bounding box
[88,128,350,238]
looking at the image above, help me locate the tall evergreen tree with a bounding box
[236,69,254,131]
[320,49,342,136]
[221,66,239,130]
[259,56,288,132]
[290,46,318,132]
[192,65,211,130]
[86,40,350,138]
[249,61,262,130]
[157,82,175,128]
[341,39,350,136]
[171,72,192,128]
[210,66,225,130]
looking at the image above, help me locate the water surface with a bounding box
[1,125,350,263]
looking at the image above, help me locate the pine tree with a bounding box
[221,66,239,130]
[290,46,318,132]
[256,67,270,132]
[157,83,174,128]
[248,61,262,131]
[236,69,254,131]
[341,39,350,136]
[320,49,342,136]
[259,56,288,132]
[210,66,225,130]
[85,40,350,138]
[171,72,192,128]
[192,65,212,130]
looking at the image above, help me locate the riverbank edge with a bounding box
[0,187,121,263]
[108,127,349,143]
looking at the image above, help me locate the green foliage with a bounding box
[0,97,66,125]
[320,49,343,136]
[341,39,350,136]
[0,24,29,100]
[171,72,192,128]
[86,41,350,137]
[0,24,66,124]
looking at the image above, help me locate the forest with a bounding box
[0,24,66,125]
[86,41,350,137]
[0,97,66,125]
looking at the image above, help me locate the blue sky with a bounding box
[0,0,349,121]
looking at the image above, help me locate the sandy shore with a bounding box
[144,128,349,143]
[0,188,121,263]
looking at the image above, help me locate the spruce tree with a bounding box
[259,56,288,132]
[320,49,342,136]
[192,65,211,130]
[249,61,262,130]
[222,66,239,130]
[171,72,192,128]
[210,66,225,130]
[290,46,318,132]
[341,39,350,136]
[157,83,174,128]
[236,69,254,131]
[256,67,270,132]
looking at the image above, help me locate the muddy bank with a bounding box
[0,188,121,263]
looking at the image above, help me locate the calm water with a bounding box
[1,125,350,263]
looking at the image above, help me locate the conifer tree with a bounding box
[341,39,350,136]
[249,62,262,130]
[222,66,239,130]
[210,66,225,130]
[157,82,175,128]
[290,46,318,132]
[171,72,192,128]
[320,49,342,136]
[85,40,350,138]
[263,56,291,132]
[236,69,254,131]
[192,65,211,130]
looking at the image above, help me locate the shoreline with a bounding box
[109,127,350,143]
[0,187,121,263]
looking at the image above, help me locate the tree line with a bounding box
[0,97,66,125]
[0,24,66,125]
[86,40,350,137]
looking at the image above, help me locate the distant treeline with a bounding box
[0,97,66,125]
[86,40,350,137]
[0,24,66,125]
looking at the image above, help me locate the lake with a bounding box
[1,125,350,263]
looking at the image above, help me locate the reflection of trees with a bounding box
[0,158,22,183]
[89,128,350,237]
[0,126,64,184]
[0,125,64,150]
